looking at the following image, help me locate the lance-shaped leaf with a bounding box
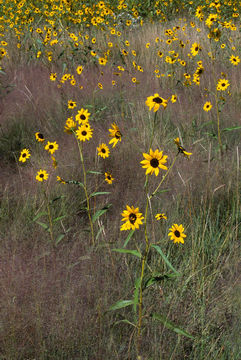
[109,300,134,311]
[151,313,194,339]
[123,229,135,248]
[92,204,112,223]
[112,248,142,259]
[151,244,180,275]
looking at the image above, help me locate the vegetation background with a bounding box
[0,0,240,359]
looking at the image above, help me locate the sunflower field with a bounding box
[0,0,240,359]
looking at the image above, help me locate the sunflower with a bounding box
[51,156,57,169]
[57,176,66,184]
[146,93,168,112]
[45,141,59,154]
[105,172,114,184]
[75,108,90,124]
[35,132,45,142]
[109,123,122,148]
[76,65,83,74]
[50,73,57,81]
[203,101,212,112]
[155,213,167,220]
[171,95,177,103]
[36,169,49,182]
[19,148,31,163]
[76,124,93,142]
[190,42,201,56]
[168,224,186,244]
[68,100,77,109]
[64,117,77,134]
[97,143,110,158]
[174,138,192,159]
[140,149,168,176]
[120,205,144,231]
[99,57,107,66]
[217,78,230,91]
[229,55,240,66]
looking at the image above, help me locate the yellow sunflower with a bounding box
[174,138,192,159]
[217,78,230,91]
[145,93,168,112]
[75,108,90,124]
[140,149,168,176]
[35,132,45,142]
[229,55,240,66]
[105,172,114,184]
[36,169,49,182]
[97,143,110,158]
[45,141,59,155]
[155,213,167,220]
[120,205,144,231]
[109,123,122,148]
[76,124,93,142]
[168,224,186,244]
[19,148,31,163]
[203,101,212,112]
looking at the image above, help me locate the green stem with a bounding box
[150,154,178,199]
[75,134,95,245]
[137,177,150,356]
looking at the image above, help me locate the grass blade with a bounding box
[151,244,180,275]
[152,313,194,339]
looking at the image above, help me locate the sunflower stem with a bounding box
[43,187,55,246]
[137,177,150,356]
[75,134,95,245]
[150,154,178,199]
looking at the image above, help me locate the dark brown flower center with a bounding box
[115,131,121,139]
[80,114,86,120]
[40,174,44,178]
[49,145,54,149]
[174,230,180,237]
[38,133,44,139]
[150,158,159,168]
[129,213,137,224]
[107,175,111,180]
[101,148,106,153]
[82,131,87,136]
[22,153,26,157]
[153,97,162,104]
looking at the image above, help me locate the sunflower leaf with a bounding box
[32,212,48,222]
[89,191,111,198]
[112,248,142,259]
[108,299,134,311]
[151,245,181,275]
[35,221,49,231]
[53,215,66,223]
[92,204,112,223]
[123,229,135,247]
[113,319,137,328]
[222,126,241,132]
[87,170,102,175]
[151,313,194,339]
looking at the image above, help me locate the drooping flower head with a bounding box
[174,138,192,159]
[140,149,168,176]
[120,205,144,231]
[109,123,122,148]
[35,132,45,142]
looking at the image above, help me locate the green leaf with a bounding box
[151,245,180,275]
[53,215,66,223]
[222,126,241,132]
[87,170,102,175]
[144,273,178,289]
[89,191,111,198]
[50,195,65,203]
[123,229,135,248]
[152,313,194,339]
[151,189,170,197]
[112,248,142,259]
[35,221,49,231]
[92,204,112,223]
[113,319,137,327]
[32,212,48,222]
[109,299,134,311]
[55,233,65,245]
